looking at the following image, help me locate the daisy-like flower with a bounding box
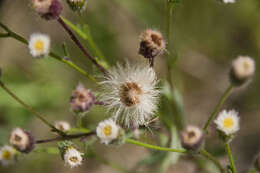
[64,147,83,168]
[214,110,240,136]
[9,128,35,153]
[0,146,16,166]
[223,0,236,3]
[230,56,255,86]
[96,119,120,144]
[54,121,71,132]
[28,33,50,58]
[100,62,160,128]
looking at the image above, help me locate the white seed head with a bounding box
[214,109,240,135]
[223,0,236,3]
[28,33,50,58]
[100,62,160,128]
[32,0,53,13]
[231,56,255,82]
[96,119,120,144]
[55,121,71,132]
[64,147,83,168]
[0,146,16,166]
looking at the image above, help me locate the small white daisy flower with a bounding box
[100,62,160,128]
[214,110,240,135]
[64,147,83,168]
[54,121,71,132]
[96,119,120,144]
[0,146,16,166]
[223,0,236,3]
[28,33,50,58]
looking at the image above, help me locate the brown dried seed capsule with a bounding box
[181,125,204,151]
[9,128,35,153]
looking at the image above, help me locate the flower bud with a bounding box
[32,0,62,20]
[9,128,35,153]
[181,125,204,151]
[70,83,96,115]
[139,29,166,64]
[54,121,71,132]
[66,0,87,12]
[230,56,255,86]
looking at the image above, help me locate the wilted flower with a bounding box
[54,121,71,132]
[70,83,96,115]
[0,146,16,166]
[100,62,160,128]
[214,110,240,136]
[139,29,166,66]
[9,128,35,153]
[32,0,62,20]
[181,125,204,151]
[230,56,255,86]
[96,119,120,144]
[66,0,87,12]
[28,33,50,58]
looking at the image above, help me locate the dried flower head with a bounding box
[66,0,87,12]
[0,146,16,166]
[28,33,50,58]
[181,125,204,151]
[32,0,62,20]
[139,29,166,66]
[70,83,96,115]
[214,110,240,136]
[230,56,255,86]
[54,121,71,132]
[9,128,35,153]
[222,0,235,3]
[64,147,83,168]
[96,119,120,144]
[100,62,160,128]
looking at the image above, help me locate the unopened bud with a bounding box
[181,125,204,151]
[32,0,62,20]
[66,0,87,12]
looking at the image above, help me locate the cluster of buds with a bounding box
[66,0,87,12]
[32,0,62,20]
[138,29,166,66]
[9,128,35,153]
[58,141,83,168]
[180,125,204,151]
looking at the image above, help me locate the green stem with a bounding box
[225,142,237,173]
[0,81,66,136]
[125,138,186,153]
[203,84,233,132]
[0,22,96,83]
[77,116,83,128]
[200,149,225,173]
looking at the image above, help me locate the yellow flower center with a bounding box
[69,156,78,163]
[103,125,112,136]
[34,40,44,52]
[223,117,234,128]
[2,150,11,160]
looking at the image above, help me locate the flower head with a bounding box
[64,147,83,168]
[66,0,87,12]
[222,0,235,3]
[0,146,16,166]
[70,83,96,115]
[28,33,50,58]
[139,29,166,66]
[96,119,120,144]
[181,125,204,151]
[32,0,62,20]
[55,121,71,132]
[214,110,240,136]
[230,56,255,86]
[9,128,35,153]
[100,62,160,128]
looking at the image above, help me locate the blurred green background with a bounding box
[0,0,260,172]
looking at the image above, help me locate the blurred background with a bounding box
[0,0,260,172]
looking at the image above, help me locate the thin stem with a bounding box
[57,17,109,76]
[36,131,96,144]
[0,21,96,83]
[225,142,237,173]
[200,149,225,173]
[125,138,186,153]
[0,81,66,136]
[203,84,233,132]
[77,116,83,128]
